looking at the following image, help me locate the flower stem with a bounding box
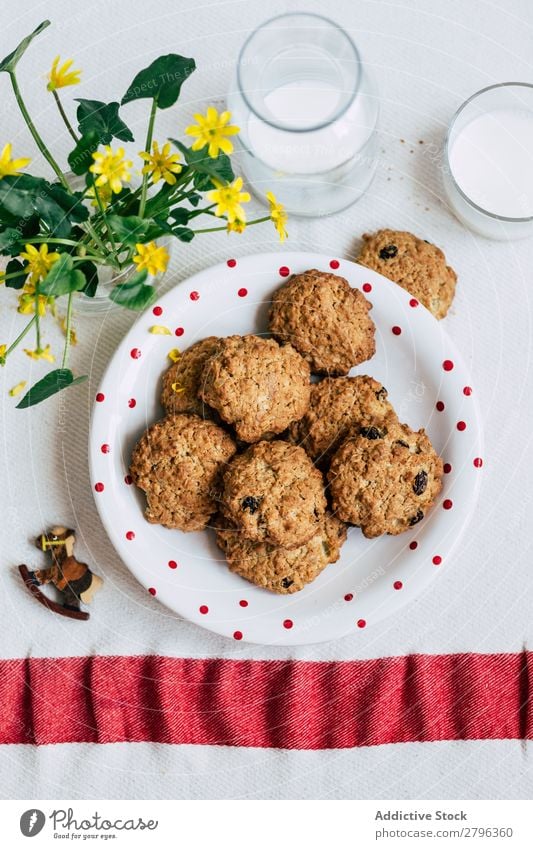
[9,72,71,191]
[138,98,158,218]
[4,315,37,358]
[90,178,116,252]
[62,292,73,368]
[193,215,270,234]
[52,90,79,144]
[34,299,41,350]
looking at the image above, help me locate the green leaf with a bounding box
[109,269,156,310]
[121,54,195,109]
[168,207,190,225]
[0,20,50,74]
[77,260,98,298]
[170,139,234,185]
[106,214,171,246]
[4,257,26,289]
[172,226,194,242]
[67,129,100,175]
[16,368,87,409]
[0,227,23,255]
[0,175,86,238]
[47,184,88,224]
[75,99,134,144]
[39,253,86,296]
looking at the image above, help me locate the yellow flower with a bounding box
[9,381,27,397]
[86,182,113,209]
[266,192,288,243]
[20,243,60,285]
[90,146,132,194]
[0,143,31,179]
[47,56,82,91]
[0,344,6,361]
[227,217,246,234]
[149,325,172,335]
[139,141,182,185]
[207,177,250,224]
[17,282,55,317]
[24,345,55,363]
[133,241,169,276]
[185,107,239,158]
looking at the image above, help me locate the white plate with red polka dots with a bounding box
[90,252,482,645]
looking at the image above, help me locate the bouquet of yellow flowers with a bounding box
[0,21,287,408]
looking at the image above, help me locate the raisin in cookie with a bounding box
[130,414,236,532]
[328,420,443,538]
[357,229,457,319]
[269,268,376,375]
[221,440,326,549]
[199,335,310,443]
[289,375,397,464]
[215,512,347,594]
[161,336,220,417]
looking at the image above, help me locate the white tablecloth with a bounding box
[1,0,533,799]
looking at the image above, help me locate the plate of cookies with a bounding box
[90,250,482,645]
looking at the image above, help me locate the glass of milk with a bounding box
[443,83,533,239]
[228,13,379,217]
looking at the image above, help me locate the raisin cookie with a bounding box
[161,336,220,417]
[289,375,397,464]
[357,229,457,319]
[328,420,443,538]
[130,414,236,532]
[221,440,326,549]
[215,512,347,594]
[199,334,310,443]
[269,268,376,375]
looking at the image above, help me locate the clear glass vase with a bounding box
[228,12,380,217]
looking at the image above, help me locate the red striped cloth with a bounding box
[1,651,530,748]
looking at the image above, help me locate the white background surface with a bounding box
[1,0,532,800]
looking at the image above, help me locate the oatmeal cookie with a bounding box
[289,375,397,463]
[215,512,347,594]
[357,229,456,319]
[130,414,236,532]
[328,420,443,538]
[221,440,326,548]
[161,336,220,417]
[199,334,310,443]
[269,268,376,375]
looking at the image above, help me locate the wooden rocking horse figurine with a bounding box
[18,526,103,620]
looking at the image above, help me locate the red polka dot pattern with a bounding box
[330,259,340,269]
[392,326,402,336]
[227,258,237,267]
[362,282,372,293]
[94,482,104,493]
[279,266,290,277]
[443,499,453,510]
[126,531,135,541]
[128,398,136,408]
[393,581,403,590]
[409,298,419,307]
[283,619,293,630]
[168,560,178,569]
[463,386,472,396]
[233,631,243,641]
[432,555,442,565]
[357,619,366,629]
[443,463,452,474]
[199,605,208,615]
[473,457,483,468]
[409,541,418,550]
[153,306,163,316]
[436,401,445,412]
[130,348,141,359]
[124,475,133,485]
[190,291,199,301]
[443,360,454,372]
[238,287,247,297]
[344,593,354,602]
[95,392,105,403]
[101,444,110,454]
[457,420,467,431]
[175,327,184,337]
[239,599,248,608]
[148,587,156,596]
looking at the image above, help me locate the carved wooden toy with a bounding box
[18,526,103,621]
